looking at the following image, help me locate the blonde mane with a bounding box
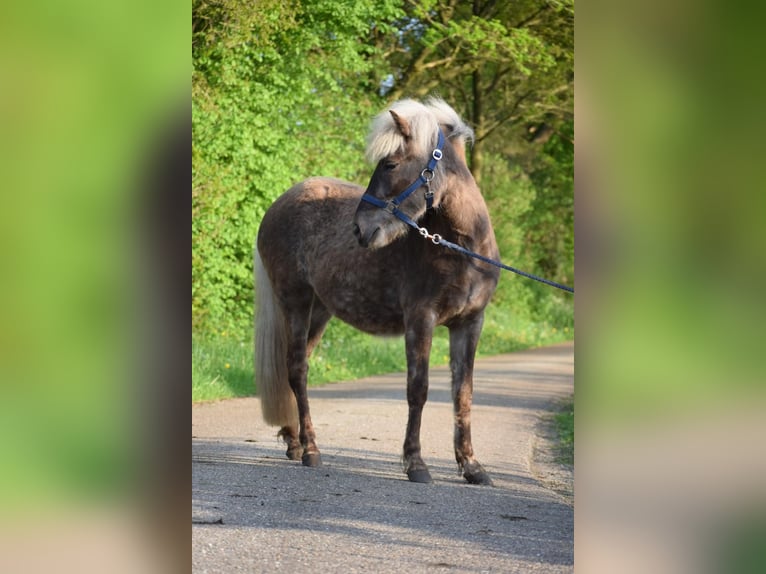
[365,98,473,164]
[424,97,474,164]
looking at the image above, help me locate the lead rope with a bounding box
[391,210,574,294]
[417,226,574,294]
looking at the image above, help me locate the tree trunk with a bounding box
[469,0,484,185]
[470,68,483,185]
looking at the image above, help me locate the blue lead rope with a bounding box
[429,232,575,294]
[394,210,575,294]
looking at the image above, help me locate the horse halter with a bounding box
[360,129,445,228]
[357,127,575,293]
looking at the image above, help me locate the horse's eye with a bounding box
[383,161,398,171]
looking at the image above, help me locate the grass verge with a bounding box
[192,334,255,402]
[192,303,573,403]
[553,399,574,465]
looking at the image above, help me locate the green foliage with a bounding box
[384,0,573,135]
[481,123,574,326]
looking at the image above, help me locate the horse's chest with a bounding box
[434,274,492,321]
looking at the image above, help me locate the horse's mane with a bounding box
[424,97,474,147]
[424,97,474,164]
[365,98,474,164]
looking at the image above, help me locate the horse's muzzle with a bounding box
[352,222,378,248]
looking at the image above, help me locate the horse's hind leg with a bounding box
[278,298,331,462]
[306,297,332,358]
[278,427,303,460]
[282,293,330,467]
[450,314,492,486]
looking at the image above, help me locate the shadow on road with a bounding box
[193,438,573,566]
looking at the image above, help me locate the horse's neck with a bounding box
[440,182,494,242]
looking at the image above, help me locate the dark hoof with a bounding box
[286,445,303,461]
[407,468,433,484]
[278,427,302,460]
[463,461,493,486]
[301,452,322,467]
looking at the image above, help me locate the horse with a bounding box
[254,98,500,484]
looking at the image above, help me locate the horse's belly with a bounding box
[317,284,406,336]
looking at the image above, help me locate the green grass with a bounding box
[553,399,574,465]
[192,303,573,403]
[192,332,255,402]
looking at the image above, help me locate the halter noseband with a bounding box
[360,129,445,229]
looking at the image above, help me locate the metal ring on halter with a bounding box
[421,168,434,182]
[432,149,443,161]
[431,233,442,245]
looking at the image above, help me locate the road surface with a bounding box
[192,342,574,573]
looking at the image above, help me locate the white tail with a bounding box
[254,249,298,428]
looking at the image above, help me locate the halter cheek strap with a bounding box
[361,129,445,221]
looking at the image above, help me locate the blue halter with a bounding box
[360,129,445,227]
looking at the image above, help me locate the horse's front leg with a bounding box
[402,311,436,483]
[450,313,492,485]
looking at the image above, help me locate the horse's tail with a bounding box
[254,248,298,429]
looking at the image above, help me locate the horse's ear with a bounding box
[451,137,468,165]
[389,110,411,139]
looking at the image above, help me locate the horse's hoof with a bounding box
[301,452,322,467]
[407,468,433,484]
[463,462,493,486]
[286,445,303,461]
[278,427,302,460]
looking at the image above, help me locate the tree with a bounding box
[380,0,574,185]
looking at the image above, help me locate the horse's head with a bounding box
[353,98,471,249]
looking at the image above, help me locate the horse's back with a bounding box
[257,176,365,287]
[258,177,362,250]
[263,177,364,216]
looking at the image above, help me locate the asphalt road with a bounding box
[192,342,574,573]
